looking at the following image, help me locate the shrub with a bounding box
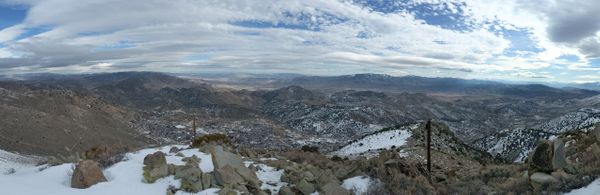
[190,134,231,148]
[301,145,319,153]
[83,144,130,168]
[331,155,343,161]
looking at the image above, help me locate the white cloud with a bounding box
[0,0,597,82]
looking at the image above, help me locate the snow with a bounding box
[244,160,287,195]
[175,125,186,129]
[333,129,412,157]
[566,179,600,195]
[0,145,218,195]
[0,149,40,174]
[342,176,372,195]
[255,164,286,194]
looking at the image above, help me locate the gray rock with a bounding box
[530,172,558,184]
[142,151,169,183]
[71,160,107,189]
[215,165,245,186]
[334,163,359,179]
[209,145,261,188]
[182,155,200,167]
[209,145,244,170]
[529,140,553,173]
[202,172,217,189]
[552,138,567,170]
[296,179,316,195]
[317,169,339,186]
[278,186,295,195]
[302,171,316,182]
[320,181,351,195]
[218,186,238,195]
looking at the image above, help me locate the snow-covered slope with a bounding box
[0,145,219,195]
[475,109,600,162]
[566,179,600,195]
[332,125,416,157]
[0,149,41,174]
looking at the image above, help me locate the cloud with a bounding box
[0,0,597,82]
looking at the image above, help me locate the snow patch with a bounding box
[566,178,600,195]
[333,129,412,157]
[342,176,372,195]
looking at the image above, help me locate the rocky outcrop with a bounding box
[552,139,567,170]
[143,151,169,183]
[209,145,261,193]
[529,140,554,173]
[71,160,107,189]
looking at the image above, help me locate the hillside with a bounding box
[0,82,155,156]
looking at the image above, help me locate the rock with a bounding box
[530,172,558,183]
[210,145,261,188]
[529,140,554,173]
[302,171,316,182]
[143,151,167,167]
[218,186,238,195]
[296,179,316,195]
[334,163,359,179]
[278,186,295,195]
[317,169,339,186]
[320,181,351,195]
[552,138,567,170]
[169,146,181,153]
[215,165,245,186]
[182,155,200,167]
[209,145,245,170]
[71,160,107,189]
[530,172,558,190]
[142,151,169,183]
[174,165,204,192]
[593,123,600,143]
[202,172,217,189]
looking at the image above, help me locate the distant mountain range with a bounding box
[0,72,598,159]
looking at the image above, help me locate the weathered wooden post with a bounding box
[192,118,197,138]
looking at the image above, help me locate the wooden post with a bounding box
[426,119,432,174]
[192,118,197,138]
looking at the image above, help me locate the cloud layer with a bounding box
[0,0,598,82]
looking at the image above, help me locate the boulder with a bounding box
[71,160,107,189]
[169,146,182,153]
[302,171,316,182]
[530,172,558,183]
[296,179,316,195]
[320,182,351,195]
[552,138,567,170]
[593,123,600,143]
[215,165,245,186]
[182,155,200,167]
[317,169,339,186]
[210,145,261,188]
[334,163,359,179]
[142,151,169,183]
[278,186,295,195]
[529,140,554,173]
[202,172,217,189]
[218,187,238,195]
[174,165,204,192]
[143,151,167,167]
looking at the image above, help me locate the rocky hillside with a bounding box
[0,82,155,156]
[474,109,600,162]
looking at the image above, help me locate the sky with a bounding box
[0,0,599,83]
